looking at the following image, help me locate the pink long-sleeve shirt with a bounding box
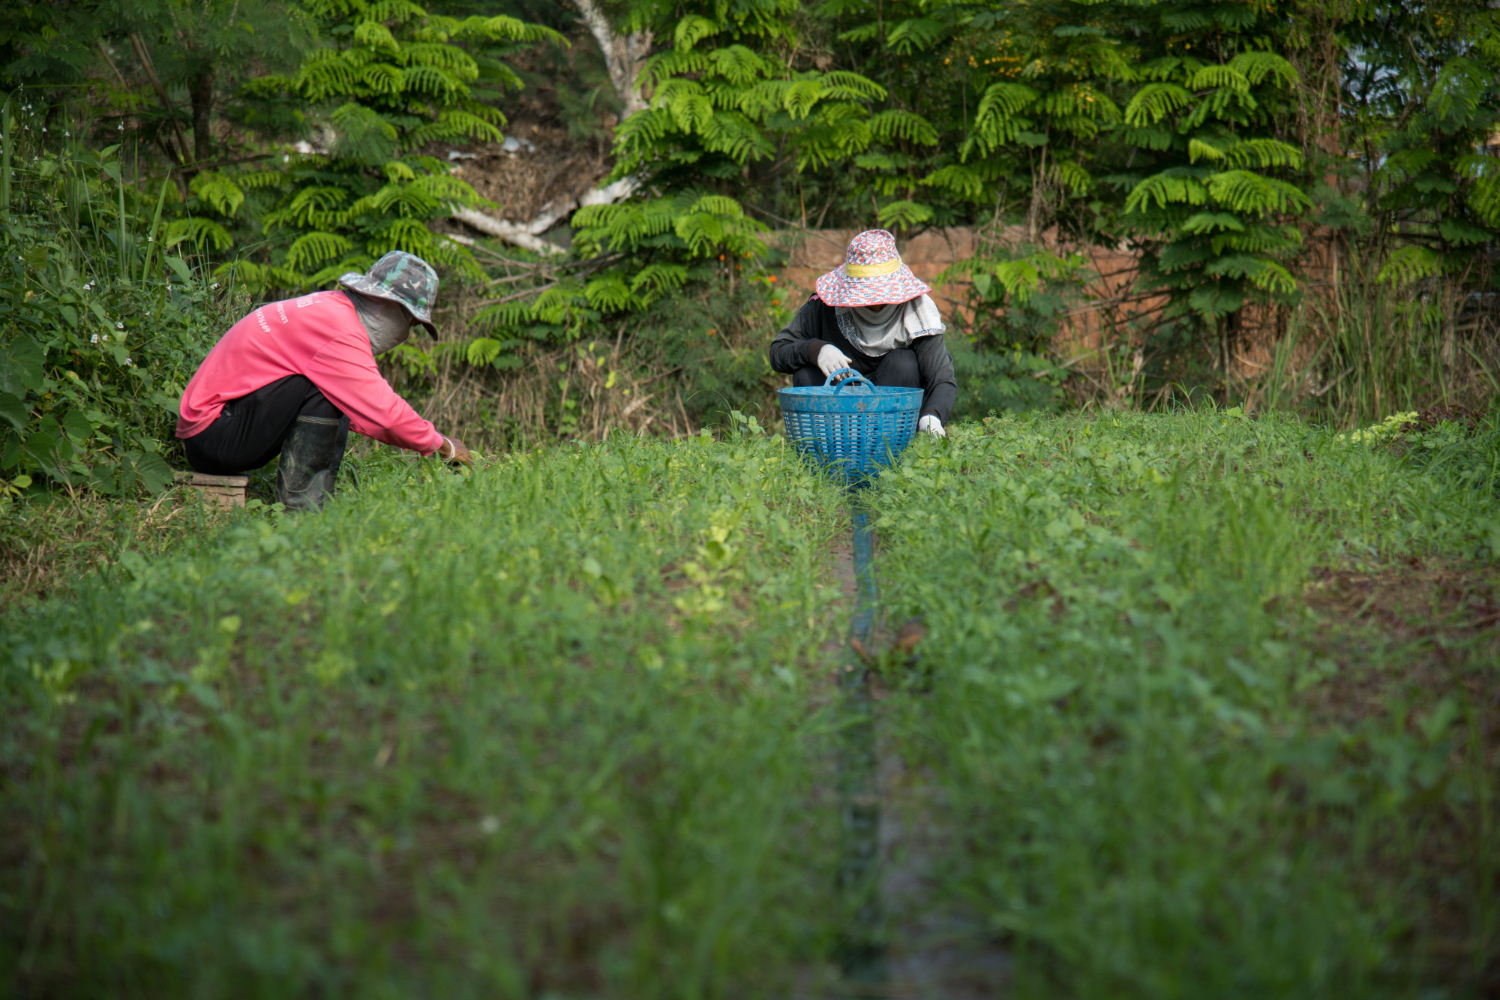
[176,290,443,455]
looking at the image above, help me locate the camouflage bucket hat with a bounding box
[337,251,439,335]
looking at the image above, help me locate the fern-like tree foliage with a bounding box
[218,0,560,293]
[1109,16,1313,354]
[1344,2,1500,290]
[570,1,890,312]
[810,1,1375,369]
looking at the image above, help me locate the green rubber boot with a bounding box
[275,413,350,511]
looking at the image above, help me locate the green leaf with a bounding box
[1,431,21,470]
[674,15,718,51]
[0,391,28,431]
[877,200,934,229]
[0,335,46,395]
[123,450,176,494]
[166,256,194,283]
[885,18,944,54]
[164,218,233,252]
[329,103,399,167]
[24,428,71,476]
[61,409,93,445]
[1181,212,1247,234]
[1124,83,1195,125]
[190,171,246,217]
[1377,245,1444,286]
[869,109,939,146]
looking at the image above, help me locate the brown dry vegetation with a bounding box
[385,262,783,452]
[0,488,234,607]
[436,123,609,227]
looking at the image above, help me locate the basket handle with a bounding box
[823,367,873,391]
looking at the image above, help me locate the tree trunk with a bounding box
[190,67,215,166]
[129,33,192,172]
[448,1,651,252]
[1219,308,1242,389]
[572,0,653,118]
[1026,146,1049,244]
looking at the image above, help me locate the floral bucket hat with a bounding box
[814,229,932,308]
[338,251,439,335]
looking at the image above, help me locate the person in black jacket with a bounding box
[769,229,957,436]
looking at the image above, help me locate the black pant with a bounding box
[792,347,921,390]
[184,375,347,475]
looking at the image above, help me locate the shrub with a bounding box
[1,107,242,496]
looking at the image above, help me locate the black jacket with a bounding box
[768,295,957,423]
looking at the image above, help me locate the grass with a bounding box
[1258,277,1500,426]
[2,433,850,997]
[2,408,1498,998]
[870,409,1500,997]
[0,486,237,608]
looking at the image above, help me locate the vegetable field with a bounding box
[3,410,1498,998]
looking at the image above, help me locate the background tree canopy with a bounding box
[0,0,1498,486]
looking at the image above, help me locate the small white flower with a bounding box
[147,236,154,242]
[40,127,46,133]
[210,282,219,289]
[90,334,98,343]
[118,124,124,131]
[64,131,69,137]
[102,334,109,342]
[116,322,123,329]
[123,358,134,367]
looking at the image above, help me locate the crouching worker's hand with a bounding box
[437,435,474,465]
[918,415,946,438]
[817,344,853,379]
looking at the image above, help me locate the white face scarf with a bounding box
[835,294,945,357]
[344,289,413,355]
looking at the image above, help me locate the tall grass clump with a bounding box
[1262,272,1500,427]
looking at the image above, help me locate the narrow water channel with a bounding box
[836,507,886,990]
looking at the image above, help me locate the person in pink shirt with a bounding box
[177,251,472,510]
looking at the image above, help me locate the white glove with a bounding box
[918,414,946,438]
[816,343,852,378]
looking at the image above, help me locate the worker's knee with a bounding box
[876,349,920,388]
[792,365,824,387]
[290,377,341,421]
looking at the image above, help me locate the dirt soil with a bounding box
[1302,557,1500,732]
[428,121,609,225]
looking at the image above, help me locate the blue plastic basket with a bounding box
[778,368,923,487]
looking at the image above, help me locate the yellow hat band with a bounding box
[843,258,903,278]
